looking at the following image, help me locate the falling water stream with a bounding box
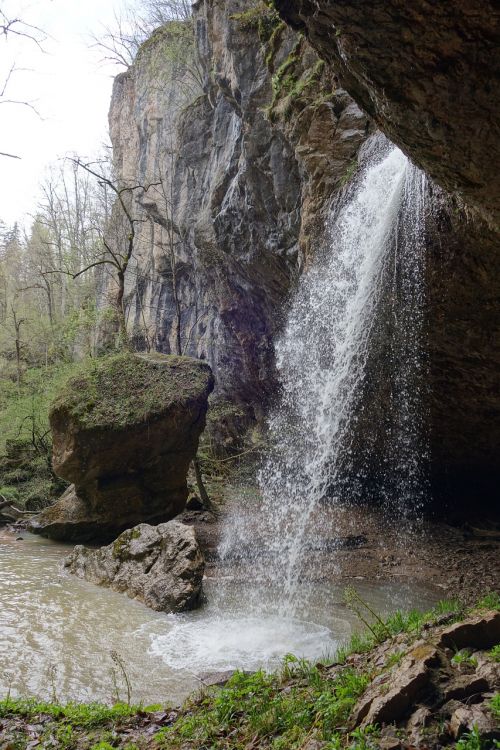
[0,137,434,704]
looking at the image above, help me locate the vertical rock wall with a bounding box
[107,0,368,417]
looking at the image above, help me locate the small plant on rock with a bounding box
[489,644,500,662]
[451,648,478,668]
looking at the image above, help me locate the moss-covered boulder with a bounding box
[29,353,214,542]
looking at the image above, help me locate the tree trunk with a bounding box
[193,457,212,510]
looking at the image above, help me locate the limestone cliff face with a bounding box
[108,0,368,417]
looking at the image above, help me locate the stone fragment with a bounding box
[63,520,204,612]
[476,656,500,690]
[29,353,214,542]
[437,611,500,651]
[442,674,490,702]
[353,644,439,726]
[450,705,500,741]
[406,706,431,732]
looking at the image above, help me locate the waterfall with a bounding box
[219,136,428,616]
[149,137,430,675]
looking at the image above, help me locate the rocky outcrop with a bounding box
[274,0,500,230]
[29,353,214,542]
[108,0,368,418]
[347,609,500,744]
[64,521,204,612]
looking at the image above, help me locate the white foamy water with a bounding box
[149,615,336,672]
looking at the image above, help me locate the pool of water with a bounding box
[0,531,438,706]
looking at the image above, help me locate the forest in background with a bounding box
[0,0,201,452]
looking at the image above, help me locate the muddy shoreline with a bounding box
[185,504,500,607]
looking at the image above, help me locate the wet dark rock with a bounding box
[64,521,204,612]
[274,0,500,230]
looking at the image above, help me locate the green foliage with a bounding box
[264,21,287,70]
[0,361,84,455]
[488,644,500,662]
[335,594,463,663]
[266,38,328,123]
[455,725,486,750]
[155,659,369,749]
[231,1,282,44]
[384,650,405,669]
[347,724,380,749]
[0,698,135,727]
[476,591,500,611]
[451,649,478,668]
[270,41,301,101]
[489,692,500,720]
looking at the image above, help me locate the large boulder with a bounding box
[63,521,204,612]
[29,353,214,542]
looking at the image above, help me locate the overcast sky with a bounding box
[1,0,128,227]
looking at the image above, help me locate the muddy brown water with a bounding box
[0,531,438,706]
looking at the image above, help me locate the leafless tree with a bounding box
[0,8,45,158]
[68,159,159,347]
[91,0,204,99]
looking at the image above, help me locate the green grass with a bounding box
[335,596,464,665]
[451,648,478,667]
[477,591,500,611]
[155,661,371,750]
[490,692,500,720]
[0,698,136,728]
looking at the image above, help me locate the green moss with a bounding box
[264,21,287,71]
[112,527,141,559]
[231,1,281,44]
[50,353,212,431]
[136,20,192,60]
[340,158,358,187]
[267,41,329,123]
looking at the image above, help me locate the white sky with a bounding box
[0,0,129,227]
